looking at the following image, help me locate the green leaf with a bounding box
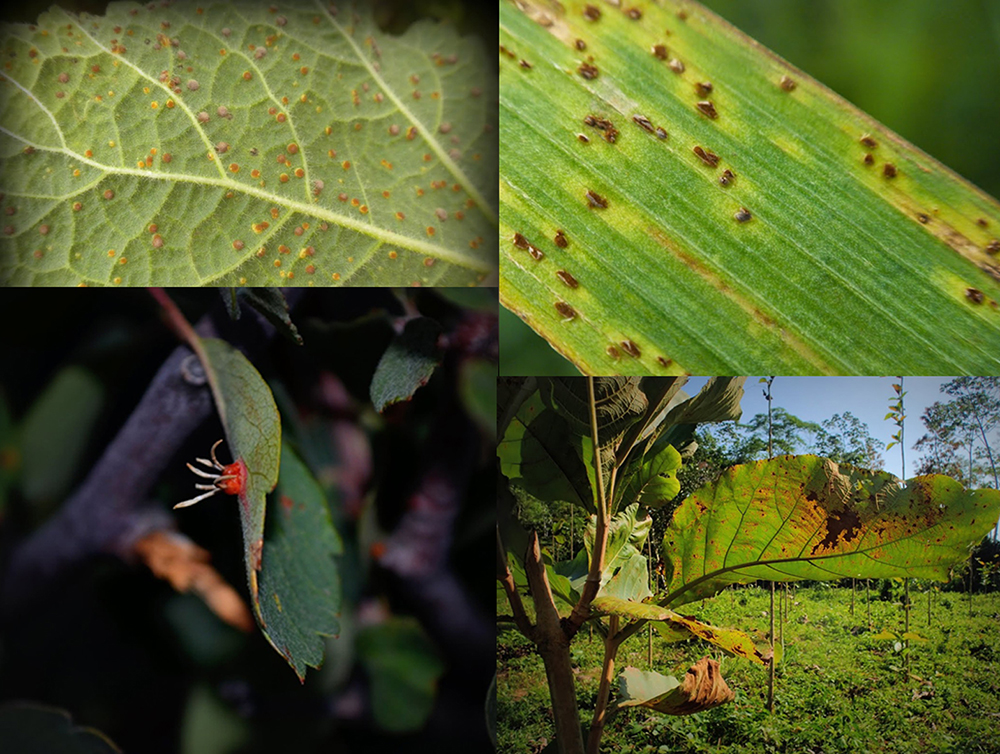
[593,595,767,664]
[0,703,121,753]
[256,442,342,681]
[357,617,446,733]
[618,443,682,509]
[584,503,652,601]
[19,365,103,504]
[662,456,1000,609]
[459,357,497,441]
[0,0,497,286]
[499,1,1000,373]
[370,316,442,412]
[197,338,281,620]
[500,405,592,511]
[237,288,302,345]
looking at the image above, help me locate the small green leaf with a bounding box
[0,703,121,753]
[238,288,302,345]
[20,366,103,504]
[256,442,343,680]
[0,0,497,286]
[370,316,442,412]
[197,338,281,619]
[357,617,446,733]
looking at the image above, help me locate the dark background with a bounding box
[500,0,1000,375]
[0,288,495,753]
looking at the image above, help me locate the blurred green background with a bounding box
[501,0,1000,376]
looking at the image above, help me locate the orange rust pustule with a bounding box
[219,458,247,496]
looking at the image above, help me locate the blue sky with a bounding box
[685,376,954,479]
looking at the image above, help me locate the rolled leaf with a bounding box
[616,658,734,715]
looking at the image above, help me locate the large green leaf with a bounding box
[499,0,1000,373]
[256,442,342,681]
[197,338,281,616]
[616,442,681,509]
[662,455,1000,609]
[583,503,651,601]
[0,0,496,286]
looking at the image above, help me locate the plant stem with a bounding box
[567,377,610,636]
[496,527,534,640]
[768,582,775,713]
[524,532,584,754]
[586,615,620,754]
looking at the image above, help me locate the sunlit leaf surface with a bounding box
[500,0,1000,373]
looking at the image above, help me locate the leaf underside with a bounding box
[499,0,1000,374]
[0,0,497,286]
[662,455,1000,609]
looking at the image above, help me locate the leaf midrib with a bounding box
[4,3,494,280]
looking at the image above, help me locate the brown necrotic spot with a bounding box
[735,207,752,223]
[575,39,587,51]
[655,127,669,140]
[883,163,897,178]
[187,79,199,90]
[695,81,713,96]
[779,75,796,91]
[103,189,114,200]
[626,7,642,19]
[860,134,878,149]
[986,240,1000,255]
[577,133,590,143]
[217,106,232,119]
[719,168,735,186]
[669,58,685,74]
[72,202,83,212]
[232,239,244,250]
[527,244,544,261]
[58,72,69,83]
[652,44,668,60]
[557,270,579,288]
[965,288,984,304]
[39,224,50,235]
[917,213,929,224]
[621,340,641,358]
[215,141,229,154]
[977,218,989,228]
[513,232,529,249]
[583,4,601,21]
[2,226,13,235]
[555,301,577,320]
[606,345,620,359]
[152,234,164,248]
[519,59,532,69]
[693,146,720,167]
[657,356,673,368]
[696,100,718,119]
[585,190,608,208]
[578,62,599,80]
[554,230,568,248]
[863,153,875,166]
[632,114,655,133]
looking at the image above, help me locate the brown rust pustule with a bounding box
[586,190,608,209]
[555,301,576,320]
[693,146,720,167]
[578,62,599,80]
[556,269,579,289]
[696,100,719,119]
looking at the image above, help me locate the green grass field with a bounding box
[498,585,1000,754]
